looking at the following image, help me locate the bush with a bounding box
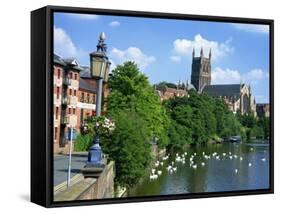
[101,110,152,188]
[74,134,92,152]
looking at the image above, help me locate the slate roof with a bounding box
[80,66,91,78]
[53,53,83,72]
[79,78,96,93]
[203,84,242,98]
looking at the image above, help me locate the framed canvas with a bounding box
[31,5,274,208]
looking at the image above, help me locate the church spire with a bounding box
[209,48,212,60]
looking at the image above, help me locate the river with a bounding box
[127,140,270,197]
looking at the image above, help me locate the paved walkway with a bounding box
[54,152,88,186]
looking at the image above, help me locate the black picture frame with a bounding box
[31,5,274,208]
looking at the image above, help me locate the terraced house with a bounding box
[53,53,109,154]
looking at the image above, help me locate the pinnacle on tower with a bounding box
[200,47,203,57]
[192,48,195,58]
[209,49,212,60]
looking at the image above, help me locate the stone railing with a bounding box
[54,161,115,201]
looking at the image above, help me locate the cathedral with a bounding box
[190,48,256,115]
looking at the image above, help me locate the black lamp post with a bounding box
[86,32,110,168]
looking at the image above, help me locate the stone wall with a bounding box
[54,161,115,201]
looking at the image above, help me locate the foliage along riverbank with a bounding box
[74,61,269,189]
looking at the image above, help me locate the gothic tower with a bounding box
[191,48,212,92]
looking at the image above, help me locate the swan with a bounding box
[222,153,226,156]
[229,152,232,155]
[149,174,158,180]
[240,157,243,161]
[155,162,159,167]
[261,158,266,162]
[201,162,205,167]
[160,161,164,166]
[151,168,156,174]
[166,165,172,171]
[192,164,197,169]
[176,156,182,162]
[250,148,254,151]
[235,169,238,174]
[229,156,233,160]
[173,167,177,172]
[248,162,252,167]
[184,152,187,155]
[157,170,162,175]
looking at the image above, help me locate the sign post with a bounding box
[66,126,77,188]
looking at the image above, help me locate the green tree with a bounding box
[108,61,170,147]
[101,61,169,187]
[101,110,151,188]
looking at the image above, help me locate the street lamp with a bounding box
[86,32,110,168]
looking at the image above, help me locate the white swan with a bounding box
[261,158,266,162]
[235,169,238,174]
[201,162,205,167]
[248,162,252,167]
[192,164,197,169]
[157,170,162,175]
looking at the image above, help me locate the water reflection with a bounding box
[127,142,269,197]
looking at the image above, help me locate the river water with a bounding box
[127,141,270,197]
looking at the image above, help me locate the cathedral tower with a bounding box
[191,48,212,92]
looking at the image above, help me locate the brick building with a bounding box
[53,53,109,154]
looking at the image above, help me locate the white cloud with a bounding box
[212,67,241,84]
[54,26,78,57]
[232,23,269,34]
[109,21,120,27]
[54,26,89,64]
[66,13,99,20]
[212,67,269,85]
[110,47,156,70]
[172,34,234,60]
[242,69,269,85]
[170,55,181,63]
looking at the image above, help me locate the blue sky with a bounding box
[54,12,270,103]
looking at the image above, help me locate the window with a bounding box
[87,94,90,103]
[74,90,76,96]
[73,108,76,114]
[56,87,60,99]
[81,92,84,102]
[93,94,96,104]
[74,73,78,80]
[80,109,84,123]
[69,72,73,79]
[54,127,58,140]
[69,89,72,96]
[57,69,61,79]
[68,108,71,114]
[55,107,59,119]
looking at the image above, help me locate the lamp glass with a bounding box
[91,56,106,78]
